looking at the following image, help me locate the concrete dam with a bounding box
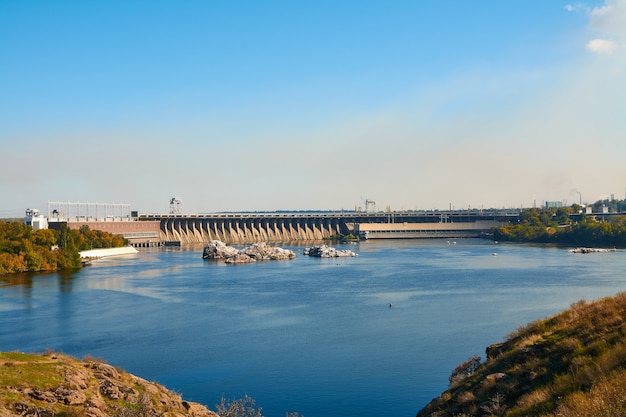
[138,211,519,245]
[145,213,348,244]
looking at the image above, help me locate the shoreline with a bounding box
[79,246,138,259]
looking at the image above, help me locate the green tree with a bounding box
[555,207,571,225]
[57,224,72,249]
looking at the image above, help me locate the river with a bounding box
[1,239,625,417]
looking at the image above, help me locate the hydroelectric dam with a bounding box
[135,210,519,246]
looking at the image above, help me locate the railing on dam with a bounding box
[137,210,520,244]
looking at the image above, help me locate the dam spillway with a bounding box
[138,210,519,245]
[150,214,347,244]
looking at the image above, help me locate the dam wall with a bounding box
[356,220,503,239]
[139,211,518,244]
[158,215,348,244]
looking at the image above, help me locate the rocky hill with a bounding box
[0,351,218,417]
[416,292,626,417]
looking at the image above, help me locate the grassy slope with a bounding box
[416,292,626,417]
[0,351,217,417]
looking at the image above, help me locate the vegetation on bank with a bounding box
[0,221,128,274]
[323,233,360,242]
[417,292,626,417]
[492,199,626,248]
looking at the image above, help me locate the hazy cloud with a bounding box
[585,0,626,53]
[586,38,619,53]
[565,3,588,13]
[590,0,626,35]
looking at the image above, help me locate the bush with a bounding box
[216,395,263,417]
[449,355,481,387]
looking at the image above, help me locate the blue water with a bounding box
[2,239,626,417]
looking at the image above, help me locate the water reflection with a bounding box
[1,241,625,417]
[1,272,37,289]
[59,271,79,293]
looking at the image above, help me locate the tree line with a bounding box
[0,221,128,274]
[493,201,626,247]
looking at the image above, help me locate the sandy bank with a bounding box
[79,246,138,259]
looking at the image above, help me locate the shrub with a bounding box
[216,395,262,417]
[449,355,481,387]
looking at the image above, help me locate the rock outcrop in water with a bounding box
[303,244,358,258]
[569,247,617,253]
[202,240,296,264]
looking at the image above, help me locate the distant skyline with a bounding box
[1,1,625,217]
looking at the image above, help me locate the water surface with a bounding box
[2,239,625,416]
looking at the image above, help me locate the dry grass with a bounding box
[551,371,626,417]
[515,386,551,410]
[417,291,626,417]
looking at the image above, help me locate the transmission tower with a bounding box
[169,197,183,214]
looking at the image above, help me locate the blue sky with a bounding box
[1,0,625,216]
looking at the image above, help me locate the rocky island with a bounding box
[303,244,358,258]
[202,240,296,264]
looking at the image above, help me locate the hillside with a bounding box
[0,351,217,417]
[416,292,626,417]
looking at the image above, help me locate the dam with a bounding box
[39,202,519,246]
[137,210,518,245]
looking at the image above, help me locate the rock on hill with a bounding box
[0,351,218,417]
[416,292,626,417]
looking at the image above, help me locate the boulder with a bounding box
[242,242,296,261]
[303,244,358,258]
[65,367,90,390]
[202,240,240,260]
[54,386,86,405]
[225,253,256,264]
[99,380,121,400]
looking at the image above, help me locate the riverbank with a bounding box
[0,351,217,417]
[416,292,626,416]
[79,246,138,259]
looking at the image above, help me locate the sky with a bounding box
[1,0,625,216]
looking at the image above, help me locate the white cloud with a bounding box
[586,38,619,53]
[565,3,588,13]
[584,0,626,54]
